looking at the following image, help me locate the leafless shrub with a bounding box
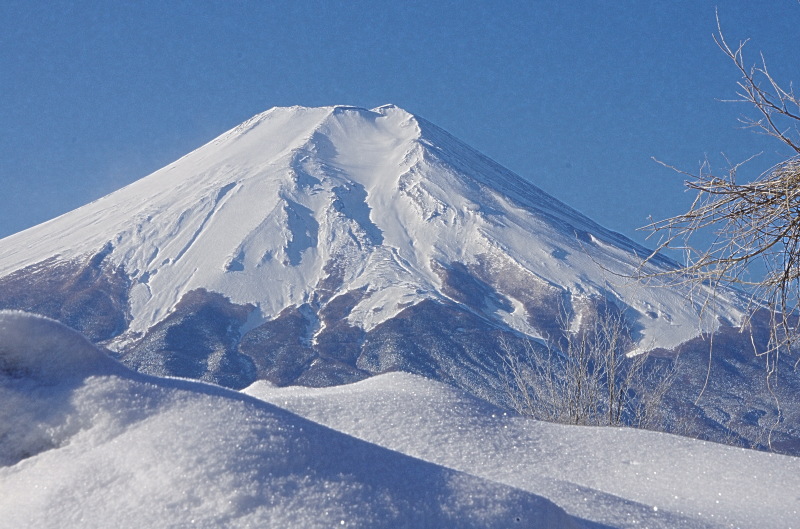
[500,308,678,430]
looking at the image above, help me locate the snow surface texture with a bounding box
[6,311,798,529]
[0,105,747,354]
[246,372,800,529]
[0,311,583,529]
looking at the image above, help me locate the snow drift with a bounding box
[3,310,797,529]
[246,371,800,529]
[0,310,582,528]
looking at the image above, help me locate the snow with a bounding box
[245,372,800,529]
[0,311,582,529]
[3,310,798,528]
[0,105,748,355]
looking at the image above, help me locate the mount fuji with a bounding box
[1,104,795,448]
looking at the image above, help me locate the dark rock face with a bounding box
[239,306,318,385]
[433,261,513,314]
[358,299,532,404]
[237,288,372,388]
[238,295,532,404]
[654,318,800,454]
[0,245,130,343]
[470,254,567,342]
[118,289,257,389]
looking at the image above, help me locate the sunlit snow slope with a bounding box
[0,105,743,342]
[246,372,800,529]
[4,311,798,529]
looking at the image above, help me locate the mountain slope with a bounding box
[0,105,744,340]
[0,104,758,413]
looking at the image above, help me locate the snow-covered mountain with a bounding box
[2,104,793,450]
[0,105,745,374]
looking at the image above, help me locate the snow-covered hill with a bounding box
[2,311,797,529]
[0,311,580,529]
[246,372,800,529]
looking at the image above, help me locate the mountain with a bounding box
[0,104,795,448]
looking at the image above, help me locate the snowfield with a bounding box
[2,310,798,529]
[247,374,800,529]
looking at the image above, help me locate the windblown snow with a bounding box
[247,373,800,529]
[0,105,746,353]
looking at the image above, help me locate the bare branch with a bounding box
[646,15,800,373]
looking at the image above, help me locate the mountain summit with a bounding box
[0,105,746,393]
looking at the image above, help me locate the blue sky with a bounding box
[1,1,798,250]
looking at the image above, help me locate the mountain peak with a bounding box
[0,105,748,387]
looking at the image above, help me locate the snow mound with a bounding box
[0,310,121,383]
[0,312,584,528]
[0,311,129,466]
[247,372,800,529]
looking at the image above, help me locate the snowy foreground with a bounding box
[2,311,799,529]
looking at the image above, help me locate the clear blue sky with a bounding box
[1,1,798,250]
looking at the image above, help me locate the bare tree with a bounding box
[500,307,678,429]
[643,14,800,370]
